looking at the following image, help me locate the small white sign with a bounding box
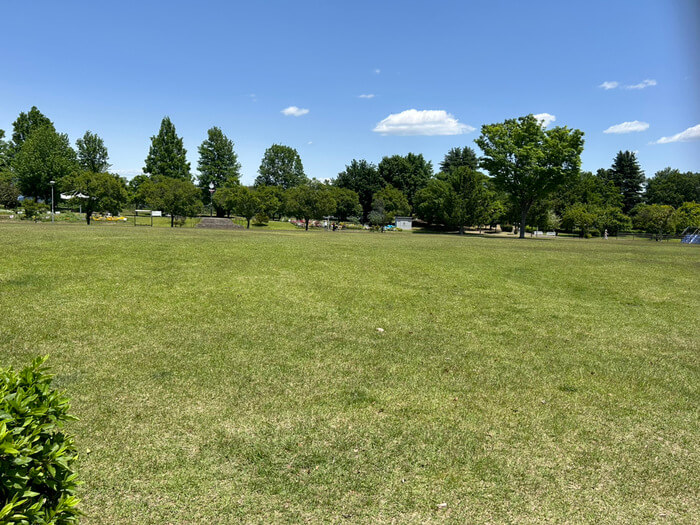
[151,211,162,217]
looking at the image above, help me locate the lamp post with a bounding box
[209,182,215,217]
[49,180,55,223]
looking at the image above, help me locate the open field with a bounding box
[1,223,698,523]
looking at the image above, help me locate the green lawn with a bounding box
[1,223,698,523]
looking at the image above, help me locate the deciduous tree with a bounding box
[140,177,202,227]
[214,186,260,228]
[476,114,584,238]
[61,171,128,224]
[645,167,700,208]
[11,106,54,156]
[335,159,382,222]
[378,153,432,208]
[12,125,78,201]
[255,144,307,189]
[285,181,336,230]
[76,131,111,173]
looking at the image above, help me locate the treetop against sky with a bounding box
[1,0,698,183]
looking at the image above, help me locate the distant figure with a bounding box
[604,229,608,240]
[332,223,338,231]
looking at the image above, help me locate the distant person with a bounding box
[604,229,608,240]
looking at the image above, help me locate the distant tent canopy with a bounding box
[60,192,91,200]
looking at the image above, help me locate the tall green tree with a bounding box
[330,187,361,220]
[214,186,260,228]
[285,181,336,230]
[633,204,677,240]
[61,171,128,225]
[475,114,584,238]
[76,131,110,173]
[11,106,54,155]
[12,125,78,201]
[197,127,241,208]
[368,185,410,230]
[0,170,20,209]
[139,177,202,227]
[0,130,10,170]
[255,144,307,189]
[440,146,479,172]
[378,153,432,208]
[144,117,191,180]
[335,159,382,222]
[645,168,700,208]
[415,167,493,234]
[609,150,645,213]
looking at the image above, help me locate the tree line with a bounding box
[1,108,698,235]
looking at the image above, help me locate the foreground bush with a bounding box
[0,357,80,523]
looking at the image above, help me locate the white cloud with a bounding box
[374,68,381,74]
[533,113,556,127]
[599,81,619,90]
[373,109,474,136]
[358,94,375,99]
[307,141,313,145]
[603,120,650,134]
[625,79,657,90]
[281,106,309,117]
[655,123,700,144]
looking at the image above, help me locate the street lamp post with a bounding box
[49,180,55,223]
[209,182,215,217]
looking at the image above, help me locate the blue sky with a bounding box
[2,0,698,184]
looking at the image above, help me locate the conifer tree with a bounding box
[609,150,645,213]
[197,126,241,196]
[144,117,191,180]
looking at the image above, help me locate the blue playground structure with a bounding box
[681,227,700,245]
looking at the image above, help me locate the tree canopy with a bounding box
[197,127,241,194]
[609,150,645,213]
[645,167,700,208]
[144,117,191,180]
[12,125,78,201]
[255,144,307,189]
[285,181,336,230]
[439,146,479,173]
[335,159,382,222]
[139,177,201,226]
[76,131,110,173]
[11,106,54,156]
[378,153,432,209]
[60,171,128,224]
[476,114,584,238]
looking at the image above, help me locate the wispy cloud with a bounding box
[373,109,473,136]
[374,68,381,74]
[533,113,556,127]
[655,123,700,144]
[599,79,657,90]
[625,79,657,90]
[281,106,309,117]
[604,120,650,134]
[358,94,375,99]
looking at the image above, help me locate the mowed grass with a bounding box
[1,223,698,524]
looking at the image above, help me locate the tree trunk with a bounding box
[459,224,465,235]
[305,219,309,231]
[519,208,528,239]
[246,218,251,229]
[171,214,174,227]
[86,212,91,225]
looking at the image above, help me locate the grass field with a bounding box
[1,223,698,523]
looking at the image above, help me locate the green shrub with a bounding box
[22,200,49,221]
[0,357,80,523]
[253,213,269,226]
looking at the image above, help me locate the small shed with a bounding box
[395,216,413,230]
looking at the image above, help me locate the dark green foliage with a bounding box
[22,199,49,220]
[645,168,700,208]
[139,177,202,227]
[255,145,307,189]
[12,126,78,201]
[127,174,150,208]
[0,356,80,523]
[439,146,479,172]
[143,117,191,181]
[476,114,584,238]
[415,168,494,234]
[609,151,645,213]
[335,159,382,222]
[60,171,129,225]
[369,185,410,229]
[10,106,54,156]
[378,153,432,208]
[214,186,259,228]
[285,181,336,230]
[197,127,241,207]
[255,185,283,220]
[0,130,10,171]
[76,131,110,173]
[0,171,20,209]
[329,187,361,220]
